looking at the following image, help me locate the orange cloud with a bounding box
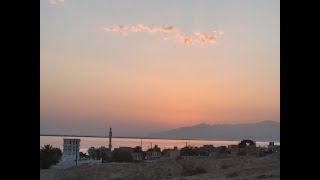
[103,25,128,32]
[194,32,217,44]
[127,24,175,33]
[176,34,193,45]
[102,24,223,45]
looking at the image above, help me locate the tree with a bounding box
[111,149,133,162]
[134,146,142,153]
[88,147,96,159]
[153,145,161,152]
[40,144,62,169]
[238,140,256,149]
[99,146,108,163]
[181,145,198,156]
[80,152,89,159]
[94,149,101,160]
[52,148,62,164]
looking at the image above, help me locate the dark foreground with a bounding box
[40,153,280,180]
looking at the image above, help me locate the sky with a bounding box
[40,0,280,136]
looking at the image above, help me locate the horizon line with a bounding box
[40,134,280,143]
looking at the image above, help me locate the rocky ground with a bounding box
[40,153,280,180]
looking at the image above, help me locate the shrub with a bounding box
[40,145,62,169]
[181,162,206,176]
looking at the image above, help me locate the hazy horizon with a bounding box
[41,0,280,136]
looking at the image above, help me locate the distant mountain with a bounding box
[149,121,280,142]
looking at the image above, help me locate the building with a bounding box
[215,146,228,154]
[133,152,143,161]
[113,146,143,161]
[62,139,80,162]
[257,146,269,157]
[146,145,161,159]
[203,145,214,156]
[162,146,180,158]
[146,150,161,159]
[268,142,280,153]
[239,148,246,153]
[113,147,134,154]
[228,145,239,155]
[106,127,112,158]
[109,127,112,151]
[269,142,275,147]
[246,144,257,155]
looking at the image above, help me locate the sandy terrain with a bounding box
[40,153,280,180]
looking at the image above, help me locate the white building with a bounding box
[62,139,80,162]
[146,150,161,159]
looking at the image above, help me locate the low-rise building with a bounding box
[246,144,257,155]
[146,150,161,159]
[268,142,280,153]
[228,145,239,155]
[133,152,143,161]
[113,147,134,154]
[62,139,80,162]
[162,146,180,158]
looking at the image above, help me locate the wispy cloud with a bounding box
[131,24,175,33]
[194,32,217,44]
[103,24,175,34]
[102,25,130,36]
[102,24,223,45]
[103,25,128,32]
[176,34,193,45]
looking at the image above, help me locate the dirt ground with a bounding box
[40,153,280,180]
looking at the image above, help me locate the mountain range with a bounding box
[148,121,280,142]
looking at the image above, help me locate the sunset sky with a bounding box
[40,0,280,136]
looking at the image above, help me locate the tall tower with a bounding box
[109,126,112,150]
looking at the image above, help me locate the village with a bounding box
[50,127,280,168]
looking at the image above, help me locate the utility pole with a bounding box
[75,145,78,166]
[185,141,188,160]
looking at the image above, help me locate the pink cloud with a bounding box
[131,24,175,33]
[194,32,217,44]
[103,25,128,32]
[176,34,193,45]
[102,24,223,46]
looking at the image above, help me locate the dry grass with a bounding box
[41,153,280,180]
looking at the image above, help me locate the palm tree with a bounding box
[40,144,62,169]
[41,144,53,152]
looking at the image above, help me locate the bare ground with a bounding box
[40,153,280,180]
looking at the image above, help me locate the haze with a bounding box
[40,0,280,136]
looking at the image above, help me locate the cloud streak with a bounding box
[194,32,217,44]
[176,34,193,45]
[102,24,224,45]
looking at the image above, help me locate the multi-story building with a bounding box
[62,139,80,162]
